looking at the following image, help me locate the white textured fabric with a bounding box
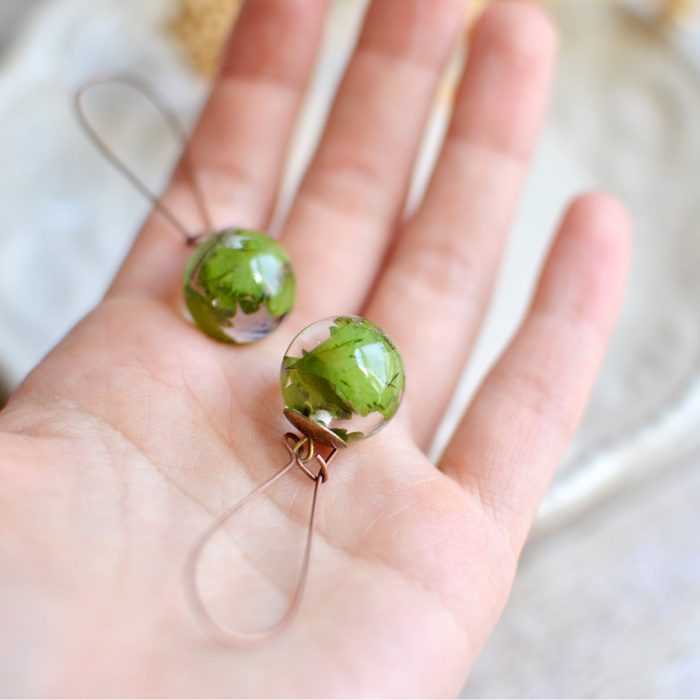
[0,0,205,384]
[462,6,700,697]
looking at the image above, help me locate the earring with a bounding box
[184,228,295,343]
[185,315,405,646]
[75,75,295,344]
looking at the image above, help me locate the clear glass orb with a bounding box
[280,316,405,445]
[183,229,295,344]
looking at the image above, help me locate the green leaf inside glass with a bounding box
[281,316,405,442]
[183,229,295,343]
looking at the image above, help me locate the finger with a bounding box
[111,0,328,300]
[440,193,631,551]
[281,0,468,325]
[365,1,557,446]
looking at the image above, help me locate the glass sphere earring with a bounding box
[183,229,295,343]
[185,315,405,646]
[75,75,295,343]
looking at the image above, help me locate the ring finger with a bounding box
[365,1,558,446]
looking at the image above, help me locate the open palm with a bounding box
[0,1,630,696]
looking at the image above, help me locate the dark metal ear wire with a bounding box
[75,73,212,245]
[184,432,336,648]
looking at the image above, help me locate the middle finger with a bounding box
[281,0,468,325]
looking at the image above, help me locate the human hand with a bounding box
[0,0,630,696]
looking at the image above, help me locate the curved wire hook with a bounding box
[75,73,212,245]
[184,434,329,647]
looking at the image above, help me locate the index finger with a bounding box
[110,0,328,301]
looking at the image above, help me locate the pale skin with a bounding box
[0,0,630,696]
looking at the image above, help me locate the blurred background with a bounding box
[0,0,699,696]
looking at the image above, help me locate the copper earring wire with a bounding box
[75,74,212,245]
[184,434,336,647]
[76,73,334,646]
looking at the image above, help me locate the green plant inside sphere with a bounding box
[281,316,405,444]
[183,228,295,343]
